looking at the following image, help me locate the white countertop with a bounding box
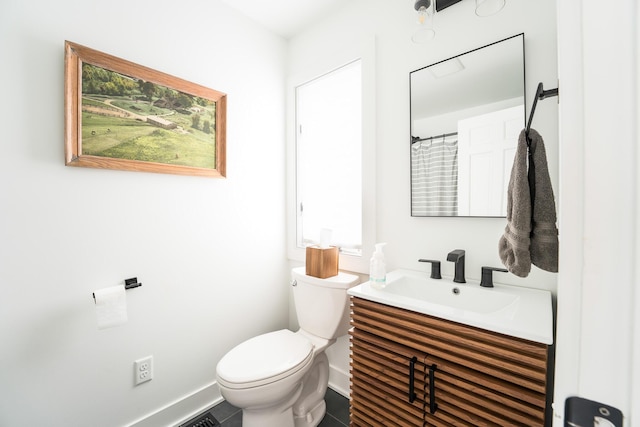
[348,269,553,345]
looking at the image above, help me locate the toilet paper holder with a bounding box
[92,277,142,302]
[124,277,142,290]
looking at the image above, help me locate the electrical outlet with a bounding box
[134,355,153,385]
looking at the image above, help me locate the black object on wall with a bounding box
[435,0,463,11]
[564,396,623,427]
[414,0,463,13]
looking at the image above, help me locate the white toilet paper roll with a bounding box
[94,285,128,329]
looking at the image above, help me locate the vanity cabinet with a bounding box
[349,297,549,426]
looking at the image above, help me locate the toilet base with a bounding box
[294,399,326,427]
[241,382,303,427]
[237,350,331,427]
[218,329,337,427]
[243,406,296,427]
[292,351,330,427]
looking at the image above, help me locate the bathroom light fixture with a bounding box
[411,0,435,44]
[475,0,506,17]
[410,0,506,42]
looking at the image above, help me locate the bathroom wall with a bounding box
[287,0,558,395]
[0,0,561,424]
[0,1,289,426]
[290,0,558,290]
[553,1,640,423]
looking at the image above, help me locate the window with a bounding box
[295,60,362,256]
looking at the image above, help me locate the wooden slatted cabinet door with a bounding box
[350,330,427,426]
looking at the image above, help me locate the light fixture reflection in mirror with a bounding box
[412,0,435,44]
[475,0,506,17]
[410,34,525,217]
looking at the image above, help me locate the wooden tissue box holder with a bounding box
[305,246,339,279]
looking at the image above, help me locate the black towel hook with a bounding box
[525,82,559,146]
[524,82,558,227]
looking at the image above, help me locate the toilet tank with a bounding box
[291,267,360,339]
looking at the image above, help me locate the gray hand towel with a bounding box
[528,129,559,272]
[498,129,532,277]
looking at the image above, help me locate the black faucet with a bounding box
[418,259,442,279]
[447,249,466,283]
[480,266,508,288]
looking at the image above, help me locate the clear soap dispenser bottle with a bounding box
[369,243,387,289]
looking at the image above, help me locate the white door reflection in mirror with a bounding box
[457,104,523,216]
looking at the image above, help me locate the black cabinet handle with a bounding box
[429,364,438,414]
[408,356,417,403]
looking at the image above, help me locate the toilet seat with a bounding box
[216,329,313,389]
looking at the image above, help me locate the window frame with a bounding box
[286,36,376,274]
[295,59,363,256]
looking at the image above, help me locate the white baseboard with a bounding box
[127,366,348,427]
[328,363,350,399]
[127,382,223,427]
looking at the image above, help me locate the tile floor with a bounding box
[209,388,350,427]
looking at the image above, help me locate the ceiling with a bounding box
[411,34,525,120]
[219,0,348,39]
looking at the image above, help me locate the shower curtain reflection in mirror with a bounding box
[411,134,459,216]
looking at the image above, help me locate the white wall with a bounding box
[414,97,524,138]
[554,0,639,424]
[287,0,558,399]
[379,0,558,289]
[0,1,289,426]
[289,0,558,289]
[0,0,566,424]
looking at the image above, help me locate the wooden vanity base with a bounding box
[349,297,550,426]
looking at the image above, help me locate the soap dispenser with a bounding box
[369,243,387,289]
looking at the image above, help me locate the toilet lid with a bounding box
[216,329,313,387]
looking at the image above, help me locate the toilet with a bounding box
[215,266,359,427]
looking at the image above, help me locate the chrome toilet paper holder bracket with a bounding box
[92,277,142,302]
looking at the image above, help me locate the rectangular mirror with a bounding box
[410,33,525,217]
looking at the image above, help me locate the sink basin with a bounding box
[383,273,519,314]
[348,268,553,344]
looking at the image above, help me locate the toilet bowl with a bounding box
[216,267,359,427]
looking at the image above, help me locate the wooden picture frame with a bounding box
[64,41,226,177]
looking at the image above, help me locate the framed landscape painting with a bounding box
[64,41,226,177]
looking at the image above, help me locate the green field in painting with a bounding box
[81,111,216,169]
